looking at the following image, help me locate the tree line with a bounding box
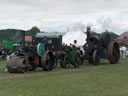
[0,26,119,41]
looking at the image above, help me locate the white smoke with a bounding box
[68,21,86,32]
[96,17,112,31]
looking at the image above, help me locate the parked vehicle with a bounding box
[83,26,120,65]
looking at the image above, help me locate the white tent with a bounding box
[62,31,87,46]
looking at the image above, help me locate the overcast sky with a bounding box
[0,0,128,34]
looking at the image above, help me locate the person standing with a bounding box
[122,45,127,58]
[120,45,123,58]
[41,37,48,50]
[73,40,79,48]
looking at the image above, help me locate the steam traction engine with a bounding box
[7,31,55,73]
[84,26,120,65]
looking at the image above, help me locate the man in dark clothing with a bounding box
[41,37,48,50]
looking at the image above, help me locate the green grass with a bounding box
[0,58,128,96]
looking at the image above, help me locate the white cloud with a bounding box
[0,0,128,34]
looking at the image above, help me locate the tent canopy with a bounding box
[62,31,87,46]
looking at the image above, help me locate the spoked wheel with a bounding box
[41,51,54,71]
[73,53,81,68]
[93,50,100,65]
[62,56,70,68]
[107,41,120,64]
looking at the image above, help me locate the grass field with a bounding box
[0,58,128,96]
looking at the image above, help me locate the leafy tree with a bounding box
[91,31,101,38]
[109,32,119,40]
[100,32,119,40]
[26,26,40,36]
[88,31,119,40]
[0,29,25,42]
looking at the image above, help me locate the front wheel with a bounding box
[41,51,54,71]
[62,56,70,68]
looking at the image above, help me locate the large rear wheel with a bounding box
[107,41,120,64]
[41,51,54,71]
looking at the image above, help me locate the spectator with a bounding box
[122,45,127,58]
[120,45,123,58]
[73,40,79,48]
[51,45,55,56]
[70,43,72,47]
[80,46,85,64]
[80,46,85,55]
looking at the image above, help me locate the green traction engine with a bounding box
[60,45,81,68]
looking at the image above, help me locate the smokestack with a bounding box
[20,30,25,47]
[87,26,91,39]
